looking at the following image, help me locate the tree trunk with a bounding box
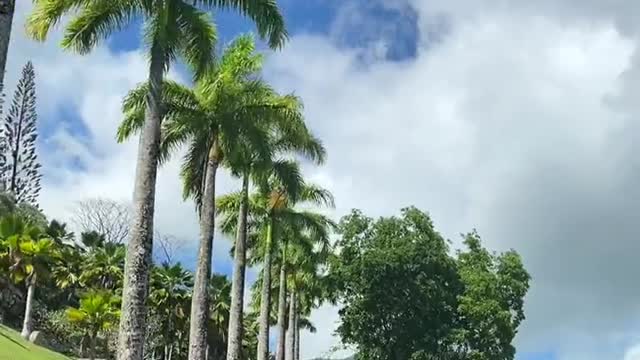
[20,273,35,339]
[117,47,165,360]
[275,254,287,360]
[0,0,15,87]
[88,334,96,360]
[257,218,274,360]
[294,308,300,360]
[226,174,249,360]
[188,143,219,360]
[285,290,296,360]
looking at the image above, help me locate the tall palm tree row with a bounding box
[118,33,307,360]
[220,174,334,360]
[25,1,287,359]
[285,242,331,360]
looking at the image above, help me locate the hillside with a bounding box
[0,325,70,360]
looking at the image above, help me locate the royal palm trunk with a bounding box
[257,219,274,360]
[294,309,300,360]
[188,142,220,360]
[285,290,296,360]
[0,0,15,87]
[20,273,35,339]
[117,50,165,360]
[275,255,287,360]
[226,174,249,360]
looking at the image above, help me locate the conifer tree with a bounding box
[1,61,41,206]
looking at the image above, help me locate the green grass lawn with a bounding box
[0,324,70,360]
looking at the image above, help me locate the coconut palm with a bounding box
[0,0,15,87]
[118,34,302,360]
[26,2,286,358]
[0,214,55,338]
[67,290,121,360]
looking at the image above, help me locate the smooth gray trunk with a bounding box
[285,290,296,360]
[256,219,274,360]
[117,48,165,360]
[20,274,35,339]
[0,0,15,87]
[294,310,300,360]
[188,147,219,360]
[275,260,287,360]
[226,174,249,360]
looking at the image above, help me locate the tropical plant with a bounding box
[207,274,231,360]
[26,1,286,358]
[148,262,193,360]
[80,243,126,291]
[0,214,56,339]
[66,290,121,360]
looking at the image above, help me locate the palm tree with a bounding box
[285,244,330,360]
[67,290,121,360]
[118,34,300,360]
[207,274,231,360]
[0,214,56,339]
[80,243,126,291]
[148,262,193,360]
[221,175,333,360]
[26,2,286,359]
[0,0,15,87]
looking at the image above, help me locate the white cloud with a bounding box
[264,6,640,360]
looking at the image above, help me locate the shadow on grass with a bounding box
[0,328,27,349]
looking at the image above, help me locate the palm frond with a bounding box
[299,183,335,208]
[175,1,217,80]
[193,0,288,48]
[60,0,142,54]
[26,0,94,41]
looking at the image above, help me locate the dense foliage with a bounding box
[330,208,530,360]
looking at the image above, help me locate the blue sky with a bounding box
[10,0,640,359]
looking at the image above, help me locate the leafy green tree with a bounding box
[67,290,121,360]
[330,208,531,360]
[330,207,463,359]
[26,1,286,358]
[451,231,530,360]
[0,214,56,339]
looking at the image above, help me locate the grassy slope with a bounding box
[0,325,70,360]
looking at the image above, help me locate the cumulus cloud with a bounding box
[264,2,640,359]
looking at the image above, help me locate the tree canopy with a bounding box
[329,207,531,360]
